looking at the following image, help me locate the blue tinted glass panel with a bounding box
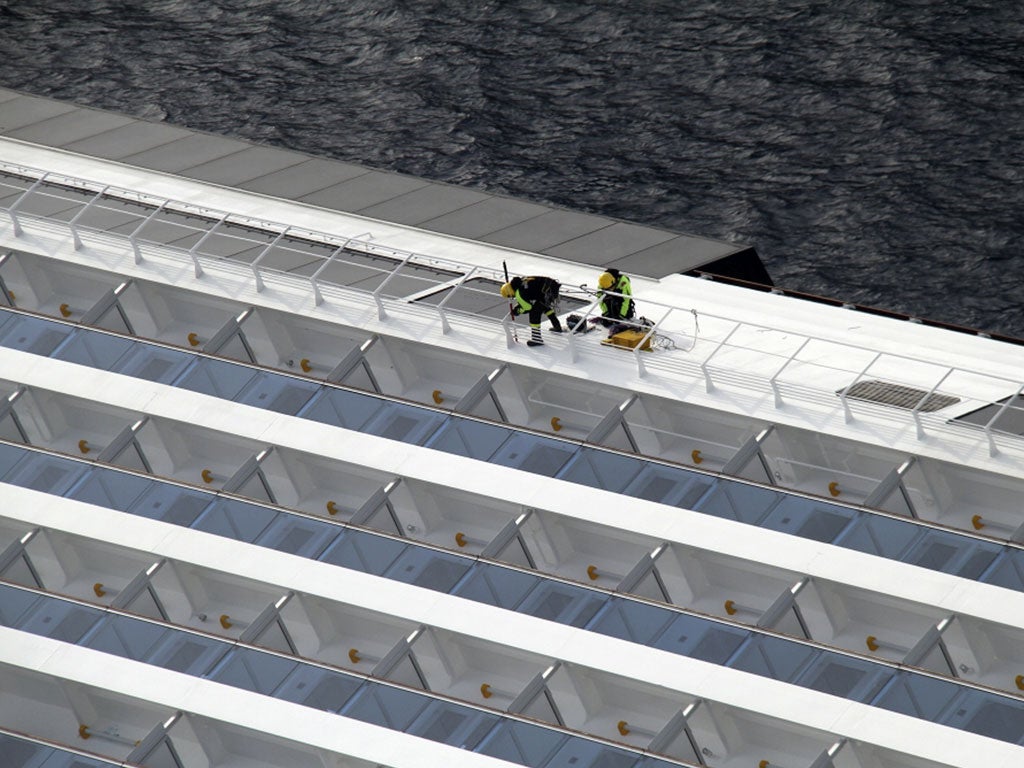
[904,532,1000,579]
[174,357,258,400]
[363,403,445,445]
[516,580,605,628]
[453,564,541,610]
[475,718,567,768]
[0,441,26,476]
[761,496,855,542]
[4,452,86,495]
[145,631,228,675]
[19,599,101,643]
[834,514,921,559]
[276,664,363,712]
[545,736,638,768]
[490,433,576,477]
[874,672,961,721]
[0,583,42,627]
[383,548,471,593]
[698,480,780,525]
[941,692,1024,745]
[0,733,50,768]
[588,598,676,645]
[209,647,298,695]
[82,615,168,661]
[192,498,278,542]
[796,652,890,702]
[300,388,385,431]
[128,484,211,526]
[111,343,193,383]
[318,530,407,575]
[651,613,748,665]
[730,636,816,683]
[624,464,712,508]
[425,418,513,461]
[52,329,134,370]
[256,515,340,558]
[0,313,72,355]
[234,372,319,415]
[30,751,112,768]
[67,468,153,511]
[408,699,502,748]
[342,683,431,731]
[557,448,644,493]
[980,550,1024,591]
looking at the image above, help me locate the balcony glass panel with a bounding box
[408,699,502,749]
[234,373,319,415]
[341,682,431,732]
[51,329,135,370]
[490,433,577,477]
[650,614,748,665]
[761,496,855,542]
[127,483,211,526]
[980,549,1024,591]
[0,313,72,356]
[275,663,363,713]
[903,532,1000,580]
[317,529,408,576]
[623,465,712,508]
[111,343,193,384]
[2,451,87,495]
[173,357,259,401]
[68,468,155,511]
[833,514,922,559]
[0,583,42,626]
[556,448,645,493]
[19,598,102,643]
[191,498,279,543]
[697,480,781,525]
[209,647,299,696]
[362,402,446,445]
[515,580,604,628]
[476,719,568,768]
[255,515,340,558]
[299,388,386,431]
[588,597,676,645]
[382,547,472,593]
[452,564,543,610]
[544,737,639,768]
[795,653,890,702]
[0,734,114,768]
[425,418,514,461]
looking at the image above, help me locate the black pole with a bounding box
[503,261,517,341]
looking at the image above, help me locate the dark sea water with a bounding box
[1,1,1022,336]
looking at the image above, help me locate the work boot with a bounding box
[549,314,563,333]
[527,326,543,347]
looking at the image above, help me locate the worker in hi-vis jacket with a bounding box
[501,275,563,347]
[595,268,634,326]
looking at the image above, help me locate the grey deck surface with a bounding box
[0,87,748,278]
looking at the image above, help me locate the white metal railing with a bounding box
[2,160,1024,458]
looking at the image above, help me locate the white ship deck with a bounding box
[1,92,1023,768]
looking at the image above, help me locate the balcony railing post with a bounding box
[700,322,742,393]
[69,185,109,251]
[769,337,810,408]
[6,173,46,237]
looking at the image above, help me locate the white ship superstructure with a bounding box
[0,89,1022,768]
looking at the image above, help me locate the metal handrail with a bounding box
[3,160,1024,457]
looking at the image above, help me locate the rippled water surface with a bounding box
[1,1,1022,335]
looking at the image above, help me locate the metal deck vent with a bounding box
[839,380,960,412]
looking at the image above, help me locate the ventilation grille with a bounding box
[838,380,959,412]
